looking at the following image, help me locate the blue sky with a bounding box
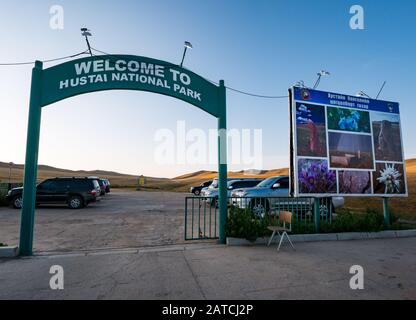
[0,0,415,178]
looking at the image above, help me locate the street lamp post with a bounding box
[180,41,193,68]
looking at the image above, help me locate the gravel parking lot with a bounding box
[0,190,193,253]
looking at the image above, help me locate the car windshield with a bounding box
[256,177,278,188]
[209,180,218,189]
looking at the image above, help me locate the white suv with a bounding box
[231,176,345,218]
[201,178,263,206]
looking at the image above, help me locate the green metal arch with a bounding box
[19,56,228,256]
[40,55,221,118]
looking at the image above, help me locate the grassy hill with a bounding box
[0,162,167,188]
[1,160,414,218]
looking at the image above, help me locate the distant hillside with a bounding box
[1,160,415,218]
[0,162,167,188]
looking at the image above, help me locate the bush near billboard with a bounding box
[289,86,408,198]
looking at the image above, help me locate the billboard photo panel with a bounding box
[338,171,372,194]
[295,103,327,157]
[373,162,407,195]
[327,106,371,133]
[372,112,403,162]
[328,132,374,170]
[290,86,407,198]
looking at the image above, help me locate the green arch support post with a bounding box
[19,55,228,256]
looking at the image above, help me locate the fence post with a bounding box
[314,197,320,233]
[383,197,390,228]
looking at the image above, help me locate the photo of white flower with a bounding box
[373,163,406,194]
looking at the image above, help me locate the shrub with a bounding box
[226,206,398,239]
[292,221,316,234]
[0,189,8,207]
[226,206,269,241]
[320,208,384,233]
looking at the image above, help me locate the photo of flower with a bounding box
[372,113,403,162]
[298,159,337,194]
[373,163,406,194]
[339,171,371,194]
[296,103,327,157]
[329,132,374,169]
[327,106,371,133]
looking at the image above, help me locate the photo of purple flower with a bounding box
[298,159,337,194]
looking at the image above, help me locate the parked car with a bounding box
[190,180,213,196]
[230,175,345,218]
[202,178,263,206]
[97,178,107,196]
[6,177,102,209]
[102,179,111,193]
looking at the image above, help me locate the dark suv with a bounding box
[6,177,101,209]
[190,180,213,196]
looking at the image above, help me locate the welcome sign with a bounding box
[40,55,221,117]
[289,86,408,197]
[20,54,228,255]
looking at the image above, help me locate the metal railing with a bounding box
[184,196,335,240]
[185,197,220,240]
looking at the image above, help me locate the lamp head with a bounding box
[318,70,330,76]
[184,41,193,49]
[81,28,92,37]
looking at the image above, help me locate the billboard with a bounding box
[289,86,408,197]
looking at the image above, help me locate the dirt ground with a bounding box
[0,190,194,253]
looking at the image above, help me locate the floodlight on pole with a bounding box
[180,41,193,68]
[356,91,371,98]
[313,70,330,89]
[81,28,93,57]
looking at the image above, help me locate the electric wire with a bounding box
[0,46,289,99]
[90,47,289,99]
[0,51,89,66]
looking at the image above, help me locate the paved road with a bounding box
[0,190,190,252]
[0,238,415,300]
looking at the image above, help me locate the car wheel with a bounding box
[250,199,270,219]
[194,190,201,196]
[12,195,23,209]
[68,196,84,209]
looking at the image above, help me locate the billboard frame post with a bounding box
[383,197,390,227]
[314,198,321,232]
